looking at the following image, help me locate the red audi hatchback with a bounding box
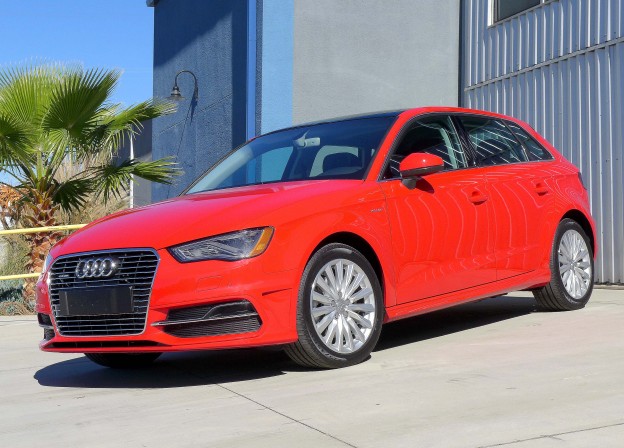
[36,107,596,369]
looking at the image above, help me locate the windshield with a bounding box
[186,117,394,194]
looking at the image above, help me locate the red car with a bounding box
[36,107,596,369]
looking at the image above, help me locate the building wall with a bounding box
[291,0,461,125]
[151,0,249,201]
[257,0,294,134]
[257,0,462,133]
[116,120,153,207]
[463,0,624,283]
[131,120,155,207]
[152,0,462,192]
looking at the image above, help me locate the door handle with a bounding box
[469,189,488,204]
[533,181,549,195]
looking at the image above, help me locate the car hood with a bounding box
[51,180,367,256]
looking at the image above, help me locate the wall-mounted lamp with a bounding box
[169,70,199,102]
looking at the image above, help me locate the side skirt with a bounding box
[384,269,551,322]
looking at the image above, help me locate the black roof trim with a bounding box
[264,110,404,136]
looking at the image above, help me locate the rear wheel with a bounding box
[85,352,161,368]
[533,219,594,311]
[285,243,384,369]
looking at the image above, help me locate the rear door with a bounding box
[456,115,556,280]
[380,114,497,304]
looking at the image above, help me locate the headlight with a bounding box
[168,227,274,262]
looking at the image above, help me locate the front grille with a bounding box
[49,249,158,337]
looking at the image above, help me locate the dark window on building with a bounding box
[506,122,554,161]
[459,116,528,166]
[495,0,541,22]
[384,115,467,179]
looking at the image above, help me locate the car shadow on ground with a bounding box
[34,294,537,389]
[375,294,537,351]
[34,348,292,389]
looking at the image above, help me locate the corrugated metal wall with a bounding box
[463,0,624,283]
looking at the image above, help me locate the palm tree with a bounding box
[0,64,178,303]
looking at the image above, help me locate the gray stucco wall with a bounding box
[292,0,461,124]
[152,0,248,202]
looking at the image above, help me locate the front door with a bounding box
[380,115,497,304]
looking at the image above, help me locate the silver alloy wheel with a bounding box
[310,258,376,354]
[558,229,592,299]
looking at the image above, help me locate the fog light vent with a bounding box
[157,300,262,338]
[38,313,53,328]
[44,328,55,340]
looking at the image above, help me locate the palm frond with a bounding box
[50,177,94,212]
[42,68,121,142]
[0,62,178,220]
[0,113,33,164]
[88,99,176,156]
[0,65,57,127]
[90,158,180,202]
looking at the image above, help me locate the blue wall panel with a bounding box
[152,0,248,201]
[260,0,294,134]
[246,0,257,140]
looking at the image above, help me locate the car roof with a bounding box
[264,110,404,135]
[266,107,522,136]
[400,106,521,122]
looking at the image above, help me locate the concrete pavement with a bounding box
[1,290,623,447]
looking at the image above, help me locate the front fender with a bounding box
[259,182,398,307]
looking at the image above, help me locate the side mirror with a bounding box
[399,153,445,179]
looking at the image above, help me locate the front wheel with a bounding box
[85,352,162,368]
[533,219,594,311]
[285,243,384,369]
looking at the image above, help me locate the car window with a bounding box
[310,146,360,177]
[383,115,467,179]
[505,121,554,161]
[187,116,394,193]
[214,146,293,189]
[459,116,528,166]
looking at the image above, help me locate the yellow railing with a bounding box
[0,224,86,236]
[0,273,40,280]
[0,224,87,281]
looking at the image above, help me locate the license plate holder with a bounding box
[57,286,134,316]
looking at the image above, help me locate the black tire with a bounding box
[85,352,162,369]
[533,218,594,311]
[285,243,384,369]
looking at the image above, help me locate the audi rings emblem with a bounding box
[75,257,120,279]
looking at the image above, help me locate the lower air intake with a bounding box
[160,300,262,338]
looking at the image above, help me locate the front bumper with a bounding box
[36,249,299,353]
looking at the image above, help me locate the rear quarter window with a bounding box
[458,116,528,166]
[505,121,554,161]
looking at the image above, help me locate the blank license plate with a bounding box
[57,286,134,316]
